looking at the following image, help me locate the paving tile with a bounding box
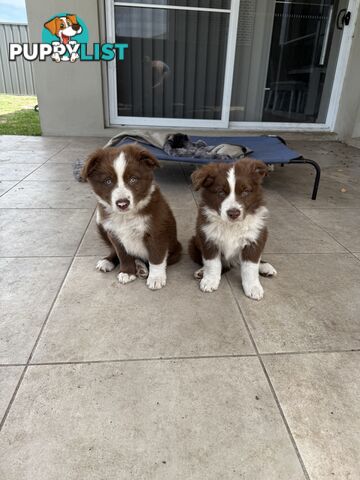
[25,163,76,182]
[0,257,71,363]
[265,208,345,253]
[46,147,103,163]
[264,352,360,480]
[322,164,360,189]
[0,181,17,196]
[267,164,360,208]
[0,367,23,418]
[77,215,108,256]
[158,182,197,210]
[300,208,360,252]
[227,253,360,353]
[0,181,96,209]
[0,358,305,480]
[286,140,360,167]
[32,256,254,362]
[0,151,53,164]
[0,209,92,256]
[66,137,109,149]
[0,163,42,181]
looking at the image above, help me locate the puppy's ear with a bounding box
[44,18,58,35]
[138,149,160,169]
[67,14,78,25]
[250,159,268,183]
[81,149,106,181]
[191,164,217,191]
[237,159,267,184]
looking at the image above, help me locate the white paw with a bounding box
[70,53,79,62]
[259,262,277,277]
[200,275,220,293]
[194,267,204,280]
[96,259,115,272]
[243,282,264,301]
[135,259,149,279]
[118,272,137,284]
[146,273,166,290]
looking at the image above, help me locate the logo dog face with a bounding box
[44,15,82,44]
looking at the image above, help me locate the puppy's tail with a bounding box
[168,240,182,266]
[188,236,203,266]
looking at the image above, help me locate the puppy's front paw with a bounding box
[96,259,115,272]
[243,282,264,301]
[146,273,166,290]
[200,275,220,293]
[118,272,137,284]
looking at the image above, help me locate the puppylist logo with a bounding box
[9,13,128,63]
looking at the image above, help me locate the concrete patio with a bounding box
[0,134,360,479]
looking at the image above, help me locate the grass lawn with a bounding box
[0,94,41,136]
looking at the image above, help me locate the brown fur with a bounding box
[188,158,268,270]
[82,144,182,276]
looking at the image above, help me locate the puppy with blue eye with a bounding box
[188,159,277,300]
[82,144,182,290]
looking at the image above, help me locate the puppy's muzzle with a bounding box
[227,208,241,220]
[116,198,130,211]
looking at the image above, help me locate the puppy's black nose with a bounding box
[72,23,81,31]
[116,199,130,210]
[227,208,241,220]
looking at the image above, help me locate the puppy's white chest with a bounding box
[202,206,268,261]
[102,213,149,260]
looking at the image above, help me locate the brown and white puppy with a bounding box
[82,144,182,290]
[188,159,276,300]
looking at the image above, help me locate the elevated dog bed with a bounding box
[108,134,321,200]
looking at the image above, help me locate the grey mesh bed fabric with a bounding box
[111,134,321,200]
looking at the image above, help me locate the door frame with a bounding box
[105,0,358,131]
[105,0,240,128]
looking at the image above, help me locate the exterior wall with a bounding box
[25,0,360,139]
[25,0,109,136]
[0,23,36,95]
[334,11,360,141]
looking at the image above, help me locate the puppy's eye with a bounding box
[241,189,251,197]
[129,176,138,184]
[104,178,112,185]
[60,23,65,28]
[218,190,226,198]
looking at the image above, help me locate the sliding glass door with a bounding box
[106,0,353,128]
[107,0,240,127]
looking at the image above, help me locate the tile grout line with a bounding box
[292,204,360,262]
[0,144,70,199]
[225,275,311,480]
[0,205,95,433]
[1,346,360,369]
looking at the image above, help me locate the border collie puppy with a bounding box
[82,144,182,290]
[188,159,276,300]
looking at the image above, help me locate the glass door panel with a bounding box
[230,0,349,124]
[112,2,233,124]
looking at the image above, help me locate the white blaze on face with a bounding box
[220,166,243,221]
[111,152,133,212]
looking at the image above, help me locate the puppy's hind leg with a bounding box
[259,260,277,277]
